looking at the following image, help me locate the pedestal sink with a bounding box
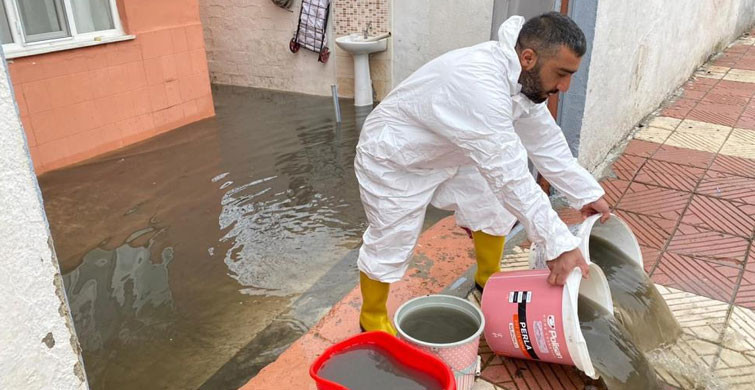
[335,34,389,107]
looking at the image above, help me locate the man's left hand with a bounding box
[580,197,611,223]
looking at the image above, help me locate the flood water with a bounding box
[586,236,726,388]
[399,306,479,344]
[40,86,447,389]
[588,236,682,351]
[578,295,662,390]
[317,346,443,390]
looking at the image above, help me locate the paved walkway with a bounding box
[241,31,755,390]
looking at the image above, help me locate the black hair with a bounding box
[516,12,586,58]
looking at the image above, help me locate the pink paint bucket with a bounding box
[482,214,639,379]
[481,265,611,378]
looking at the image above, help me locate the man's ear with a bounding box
[518,48,538,71]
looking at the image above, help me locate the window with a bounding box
[17,0,70,42]
[0,2,13,44]
[72,0,114,33]
[0,0,128,58]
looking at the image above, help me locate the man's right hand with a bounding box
[546,248,589,285]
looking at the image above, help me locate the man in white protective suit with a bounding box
[354,12,611,335]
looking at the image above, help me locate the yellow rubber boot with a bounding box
[359,271,397,335]
[472,231,506,289]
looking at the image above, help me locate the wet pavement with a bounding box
[39,85,446,389]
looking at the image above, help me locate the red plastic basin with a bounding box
[309,331,456,390]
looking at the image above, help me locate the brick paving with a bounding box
[622,34,755,319]
[240,32,755,390]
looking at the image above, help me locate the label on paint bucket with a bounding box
[509,290,539,359]
[509,294,565,361]
[506,290,564,361]
[533,321,549,355]
[482,270,574,366]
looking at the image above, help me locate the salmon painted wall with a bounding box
[7,0,214,174]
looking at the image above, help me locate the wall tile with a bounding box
[171,27,189,52]
[36,137,70,170]
[334,0,390,36]
[89,68,115,98]
[131,87,153,116]
[106,63,132,94]
[335,52,354,77]
[159,55,179,82]
[180,99,198,118]
[96,122,124,150]
[31,109,60,144]
[140,29,174,59]
[84,49,111,71]
[189,49,209,75]
[106,43,143,67]
[174,51,194,78]
[67,126,103,159]
[143,57,164,85]
[195,94,215,117]
[369,58,390,81]
[23,81,52,114]
[337,76,354,97]
[165,80,183,106]
[185,24,206,50]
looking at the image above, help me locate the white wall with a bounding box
[0,58,88,388]
[199,0,335,96]
[392,0,494,86]
[579,0,755,170]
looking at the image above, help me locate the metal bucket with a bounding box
[394,295,484,390]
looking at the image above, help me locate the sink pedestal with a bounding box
[352,54,374,106]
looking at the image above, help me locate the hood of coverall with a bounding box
[497,16,526,97]
[495,16,543,115]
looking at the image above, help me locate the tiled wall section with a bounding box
[333,0,391,100]
[333,0,389,36]
[8,1,214,175]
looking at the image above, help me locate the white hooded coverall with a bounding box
[354,16,605,283]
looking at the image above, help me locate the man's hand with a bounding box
[580,196,611,223]
[547,248,589,285]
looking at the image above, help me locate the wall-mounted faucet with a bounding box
[363,21,372,39]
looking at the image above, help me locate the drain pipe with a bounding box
[331,84,342,123]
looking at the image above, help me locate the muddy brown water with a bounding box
[399,306,479,344]
[586,236,726,388]
[39,86,448,390]
[588,236,682,352]
[317,345,444,390]
[578,295,662,390]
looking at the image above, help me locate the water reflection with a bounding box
[64,229,174,352]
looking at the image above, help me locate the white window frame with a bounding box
[2,0,134,59]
